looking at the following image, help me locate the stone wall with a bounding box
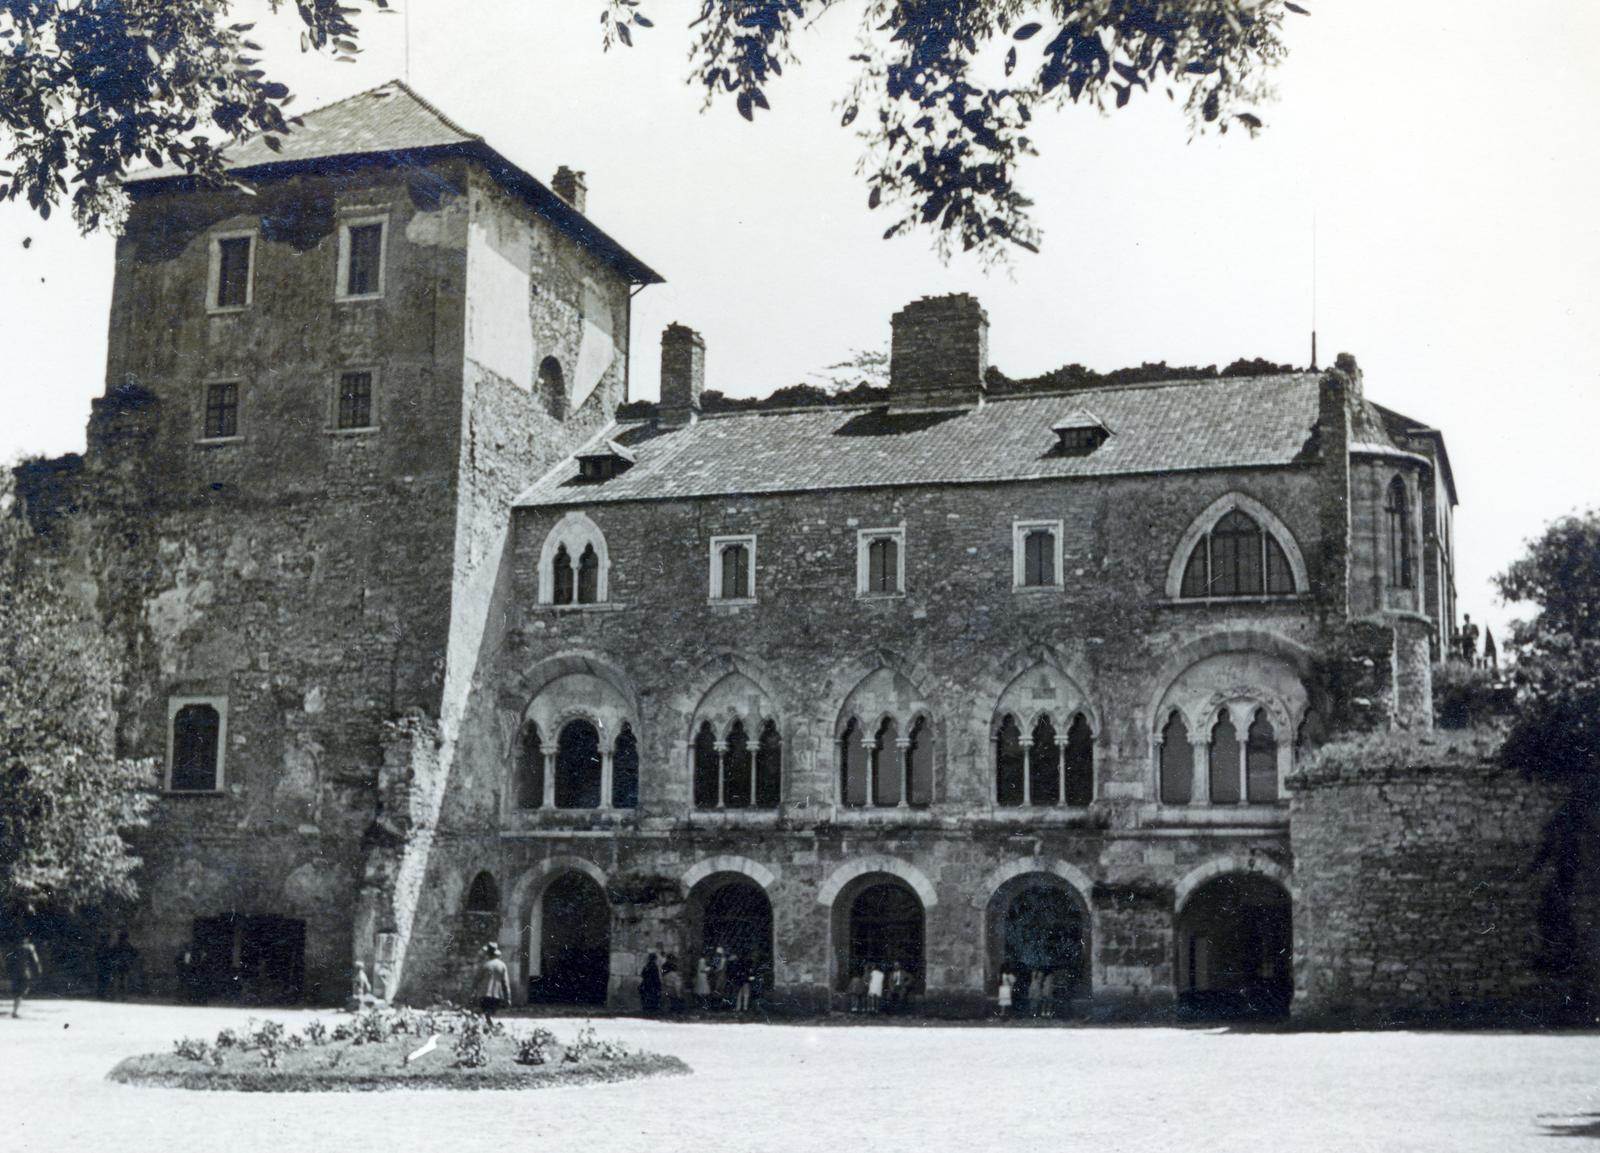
[1290,729,1574,1021]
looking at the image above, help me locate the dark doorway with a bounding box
[534,872,610,1005]
[189,914,305,1004]
[844,879,924,988]
[1176,873,1292,1018]
[996,882,1089,997]
[690,876,774,993]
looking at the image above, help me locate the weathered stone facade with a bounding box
[20,82,1521,1020]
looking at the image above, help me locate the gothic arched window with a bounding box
[1180,509,1296,598]
[1209,710,1242,805]
[577,544,600,604]
[612,723,639,809]
[515,721,544,809]
[555,719,602,809]
[1386,476,1414,591]
[1246,709,1279,803]
[1063,713,1094,807]
[755,719,783,807]
[1158,711,1192,805]
[995,714,1025,807]
[693,721,720,809]
[552,544,575,606]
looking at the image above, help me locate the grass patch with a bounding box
[108,1012,690,1093]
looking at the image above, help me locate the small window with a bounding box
[211,234,254,310]
[203,382,239,440]
[464,871,500,914]
[1013,520,1063,588]
[169,698,226,792]
[1386,476,1414,591]
[709,535,756,601]
[338,217,387,300]
[336,370,375,431]
[858,527,905,596]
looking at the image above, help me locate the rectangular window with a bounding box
[338,216,388,300]
[203,382,239,440]
[210,234,254,310]
[1013,520,1063,588]
[709,535,756,601]
[857,527,905,596]
[336,370,375,430]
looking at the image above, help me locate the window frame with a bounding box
[329,366,380,434]
[336,213,389,302]
[166,696,228,794]
[708,534,758,603]
[856,525,906,598]
[207,230,256,314]
[1012,519,1064,590]
[198,378,243,443]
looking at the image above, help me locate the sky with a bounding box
[2,1,1597,645]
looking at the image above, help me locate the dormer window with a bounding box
[576,440,635,482]
[1051,410,1110,455]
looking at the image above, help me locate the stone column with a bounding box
[542,750,557,809]
[600,749,614,810]
[714,742,727,808]
[1191,739,1210,806]
[1020,738,1033,807]
[1057,737,1067,807]
[895,737,911,807]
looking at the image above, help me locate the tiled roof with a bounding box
[124,81,663,285]
[516,373,1326,508]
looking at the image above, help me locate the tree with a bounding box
[1496,509,1600,1000]
[0,471,155,926]
[1,1,1302,258]
[810,346,890,392]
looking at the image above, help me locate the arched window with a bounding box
[1246,709,1278,803]
[537,356,567,420]
[612,723,639,809]
[724,720,753,808]
[1180,510,1296,598]
[515,722,544,809]
[1023,529,1056,587]
[577,544,600,604]
[1063,713,1094,806]
[693,721,720,809]
[905,715,933,806]
[840,717,870,807]
[1386,476,1413,591]
[464,870,500,914]
[755,719,783,807]
[1209,710,1241,805]
[995,714,1025,807]
[554,719,602,809]
[552,545,575,606]
[1158,711,1192,805]
[1030,716,1060,806]
[171,703,221,792]
[872,717,901,807]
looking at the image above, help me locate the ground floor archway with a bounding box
[832,874,925,1000]
[985,875,1090,1009]
[686,873,774,1003]
[1175,873,1292,1018]
[531,871,611,1006]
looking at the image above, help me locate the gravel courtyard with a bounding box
[5,1000,1598,1152]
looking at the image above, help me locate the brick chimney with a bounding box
[889,293,988,410]
[551,166,587,214]
[659,323,705,429]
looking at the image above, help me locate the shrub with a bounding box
[514,1028,557,1066]
[330,1022,353,1042]
[302,1019,328,1046]
[249,1019,288,1068]
[214,1028,239,1050]
[172,1037,210,1063]
[352,1007,390,1046]
[452,1015,490,1068]
[1433,661,1511,729]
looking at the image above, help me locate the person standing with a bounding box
[7,934,41,1018]
[475,943,510,1026]
[1039,969,1057,1019]
[710,945,728,1007]
[662,954,684,1013]
[1461,613,1480,666]
[1484,627,1499,672]
[729,953,752,1013]
[888,962,908,1013]
[694,952,712,1010]
[867,962,885,1013]
[639,945,662,1014]
[847,966,866,1013]
[997,969,1015,1017]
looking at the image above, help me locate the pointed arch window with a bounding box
[1209,710,1242,805]
[1386,476,1413,591]
[552,545,575,606]
[1158,711,1193,805]
[906,715,933,806]
[464,871,500,914]
[1180,509,1296,598]
[1246,709,1279,803]
[577,544,600,604]
[840,718,871,806]
[515,722,544,809]
[995,714,1025,807]
[871,717,901,807]
[612,723,639,809]
[1030,716,1060,806]
[693,721,721,809]
[755,720,783,807]
[1063,714,1094,807]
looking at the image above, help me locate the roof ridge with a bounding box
[222,77,479,159]
[382,79,482,142]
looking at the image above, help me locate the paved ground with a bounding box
[5,1000,1600,1152]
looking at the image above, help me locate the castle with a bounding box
[25,82,1464,1016]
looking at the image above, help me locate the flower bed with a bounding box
[108,1009,690,1093]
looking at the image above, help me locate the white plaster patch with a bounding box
[465,210,535,389]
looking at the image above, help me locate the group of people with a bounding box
[1454,613,1498,670]
[996,967,1068,1018]
[846,961,914,1014]
[640,943,759,1014]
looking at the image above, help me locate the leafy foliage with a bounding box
[0,0,387,230]
[1431,661,1511,731]
[0,475,156,922]
[611,0,1304,260]
[1496,510,1600,782]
